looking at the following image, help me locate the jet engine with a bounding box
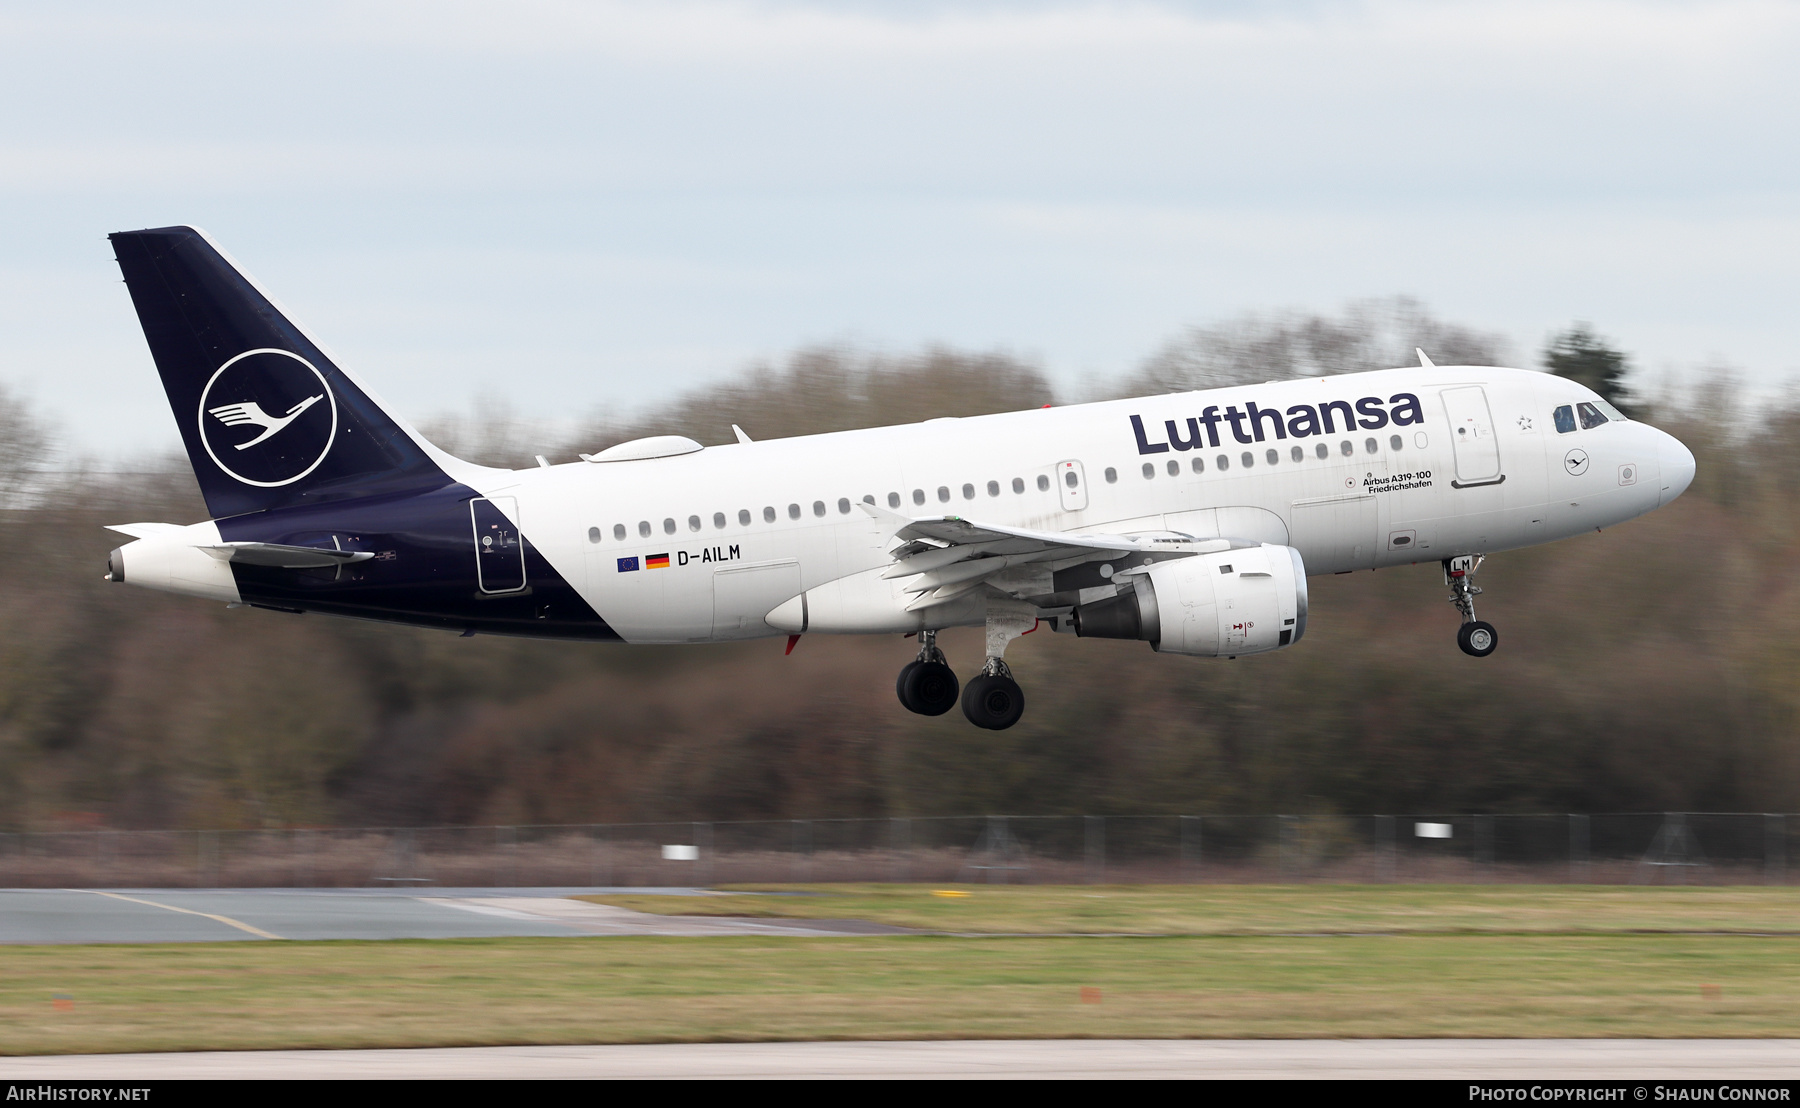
[1072,544,1308,657]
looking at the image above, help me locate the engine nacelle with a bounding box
[1072,544,1308,657]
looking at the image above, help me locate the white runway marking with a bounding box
[3,1040,1798,1079]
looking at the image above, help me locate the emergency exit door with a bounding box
[1056,460,1089,511]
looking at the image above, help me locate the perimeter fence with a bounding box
[1,812,1793,888]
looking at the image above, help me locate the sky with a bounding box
[2,0,1798,460]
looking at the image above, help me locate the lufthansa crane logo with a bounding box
[197,349,338,487]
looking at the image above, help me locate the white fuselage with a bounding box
[472,365,1693,644]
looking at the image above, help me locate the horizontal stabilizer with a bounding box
[106,522,186,539]
[198,542,376,569]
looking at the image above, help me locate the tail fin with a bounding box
[110,226,454,519]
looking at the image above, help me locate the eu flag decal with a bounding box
[646,553,671,569]
[617,556,639,572]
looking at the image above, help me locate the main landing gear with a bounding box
[896,629,959,716]
[894,602,1038,730]
[1446,554,1498,658]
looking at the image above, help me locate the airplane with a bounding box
[102,226,1697,730]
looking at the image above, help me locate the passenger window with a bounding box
[1577,401,1609,430]
[588,526,601,543]
[1265,449,1278,465]
[961,483,975,500]
[888,492,900,508]
[663,518,677,534]
[1390,434,1403,451]
[787,503,801,519]
[1166,460,1179,476]
[1553,405,1577,433]
[837,498,851,514]
[1141,463,1155,479]
[1191,457,1204,473]
[987,480,1000,496]
[1290,446,1303,462]
[1037,475,1051,491]
[1340,440,1353,457]
[912,489,926,505]
[1315,443,1328,460]
[638,521,652,537]
[763,506,776,523]
[1241,451,1254,468]
[1216,454,1229,471]
[1011,477,1025,494]
[1104,467,1118,483]
[687,515,701,532]
[738,510,751,526]
[812,501,825,517]
[937,486,950,502]
[1064,471,1079,488]
[713,512,726,529]
[613,524,627,541]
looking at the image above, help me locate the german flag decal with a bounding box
[646,553,670,569]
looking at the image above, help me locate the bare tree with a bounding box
[1115,296,1513,398]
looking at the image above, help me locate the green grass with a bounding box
[5,934,1800,1054]
[578,883,1800,935]
[10,885,1800,1055]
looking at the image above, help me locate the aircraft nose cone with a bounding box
[1658,429,1696,505]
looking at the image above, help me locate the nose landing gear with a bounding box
[1446,554,1498,657]
[896,629,959,716]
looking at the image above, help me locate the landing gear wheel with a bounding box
[962,673,1025,730]
[898,660,960,716]
[1457,620,1498,658]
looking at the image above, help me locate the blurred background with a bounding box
[1,2,1797,834]
[0,309,1788,833]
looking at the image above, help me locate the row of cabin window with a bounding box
[586,433,1414,545]
[1105,435,1409,483]
[588,475,1058,543]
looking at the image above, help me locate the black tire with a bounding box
[900,660,960,716]
[895,660,922,712]
[1458,620,1498,658]
[961,673,1026,730]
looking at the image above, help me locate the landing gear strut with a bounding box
[1445,554,1498,658]
[962,600,1036,730]
[896,629,959,716]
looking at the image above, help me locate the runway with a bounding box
[4,1039,1798,1079]
[0,887,905,943]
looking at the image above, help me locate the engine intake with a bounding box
[1073,544,1308,657]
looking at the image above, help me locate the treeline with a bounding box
[0,303,1787,830]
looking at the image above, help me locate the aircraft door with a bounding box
[1441,386,1504,487]
[471,496,527,593]
[1056,460,1089,512]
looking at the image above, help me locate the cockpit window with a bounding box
[1577,401,1608,430]
[1553,405,1577,433]
[1593,398,1628,422]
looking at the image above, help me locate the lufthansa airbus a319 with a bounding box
[103,227,1696,730]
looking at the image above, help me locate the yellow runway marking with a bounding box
[70,889,283,940]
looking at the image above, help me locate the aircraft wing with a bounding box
[858,502,1229,612]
